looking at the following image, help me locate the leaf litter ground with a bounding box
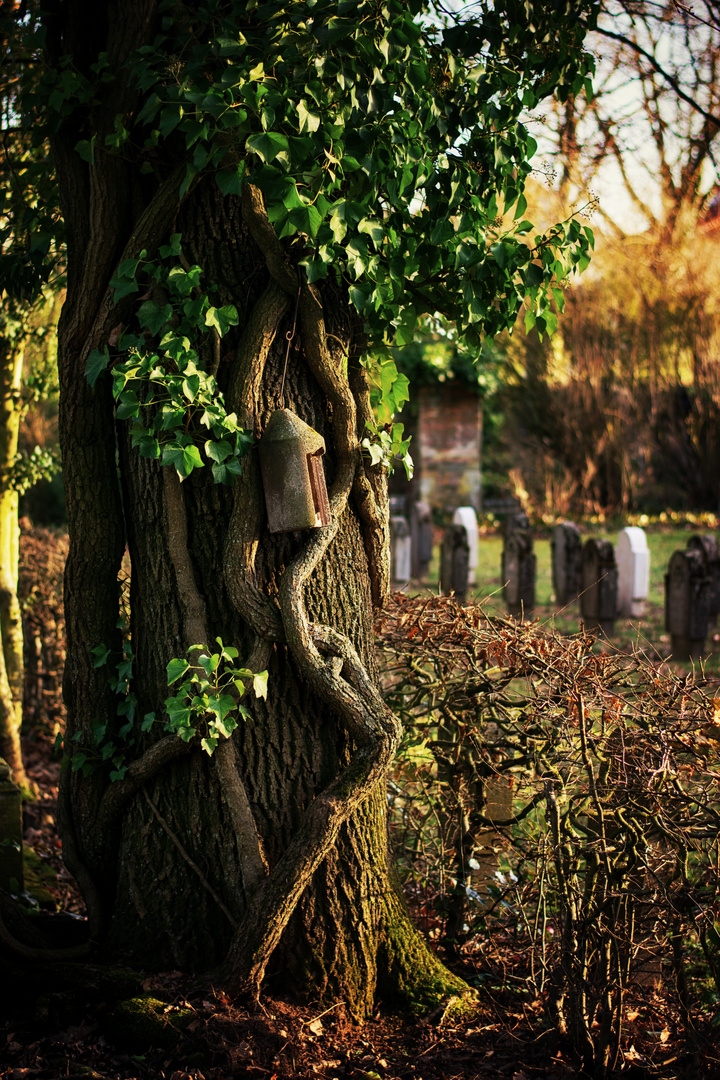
[2,728,720,1078]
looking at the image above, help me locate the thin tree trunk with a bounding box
[0,336,32,794]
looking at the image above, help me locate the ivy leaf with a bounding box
[75,137,96,164]
[207,694,236,723]
[167,658,190,685]
[216,162,246,197]
[524,263,544,289]
[159,233,183,259]
[162,443,205,479]
[297,99,321,134]
[141,712,156,732]
[138,299,173,335]
[134,431,161,459]
[86,347,110,388]
[182,374,201,402]
[205,305,239,336]
[253,670,269,700]
[91,644,110,668]
[246,131,289,164]
[205,438,232,464]
[286,203,323,238]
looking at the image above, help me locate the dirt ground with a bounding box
[2,734,720,1080]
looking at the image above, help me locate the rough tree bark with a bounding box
[48,0,469,1018]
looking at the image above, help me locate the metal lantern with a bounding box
[258,408,331,533]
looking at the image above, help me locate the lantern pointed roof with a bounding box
[262,408,325,452]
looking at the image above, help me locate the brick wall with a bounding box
[417,384,482,511]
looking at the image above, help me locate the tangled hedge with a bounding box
[378,593,720,1077]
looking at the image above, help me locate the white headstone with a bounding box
[390,516,412,586]
[453,506,478,585]
[615,527,650,618]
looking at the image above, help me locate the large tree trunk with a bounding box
[49,4,468,1019]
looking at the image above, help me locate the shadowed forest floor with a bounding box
[2,734,719,1080]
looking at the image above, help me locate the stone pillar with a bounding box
[410,501,433,581]
[453,506,479,585]
[390,515,412,588]
[665,548,710,661]
[502,513,535,619]
[440,524,469,601]
[615,526,650,618]
[0,757,23,892]
[551,521,582,607]
[580,539,618,636]
[687,534,720,625]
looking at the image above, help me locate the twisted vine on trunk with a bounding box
[212,186,401,996]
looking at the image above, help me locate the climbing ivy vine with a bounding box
[86,235,253,482]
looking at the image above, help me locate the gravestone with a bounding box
[390,515,412,587]
[665,548,710,661]
[502,513,535,619]
[0,757,23,892]
[470,771,514,906]
[615,526,650,618]
[453,506,479,585]
[551,521,582,606]
[580,539,618,635]
[410,502,433,581]
[687,534,720,624]
[440,523,469,601]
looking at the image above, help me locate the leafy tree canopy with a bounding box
[4,0,598,350]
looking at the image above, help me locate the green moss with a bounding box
[104,994,193,1050]
[23,846,58,909]
[379,895,473,1016]
[437,994,482,1027]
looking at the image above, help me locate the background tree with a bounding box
[0,3,62,792]
[487,0,720,516]
[3,0,596,1014]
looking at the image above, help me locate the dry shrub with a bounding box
[378,593,720,1077]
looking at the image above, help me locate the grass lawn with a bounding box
[412,525,720,675]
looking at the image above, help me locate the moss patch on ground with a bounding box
[103,994,193,1051]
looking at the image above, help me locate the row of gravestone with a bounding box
[544,520,650,634]
[390,500,481,595]
[513,517,720,661]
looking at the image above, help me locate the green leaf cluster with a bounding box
[67,639,156,781]
[164,639,268,756]
[361,418,413,481]
[23,0,599,354]
[8,445,61,495]
[85,238,252,482]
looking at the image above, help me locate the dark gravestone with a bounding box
[390,515,412,587]
[687,534,720,624]
[410,502,433,580]
[440,524,469,601]
[502,513,535,619]
[665,548,710,661]
[580,539,618,636]
[551,522,582,606]
[0,757,23,891]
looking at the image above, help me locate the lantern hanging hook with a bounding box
[279,280,301,409]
